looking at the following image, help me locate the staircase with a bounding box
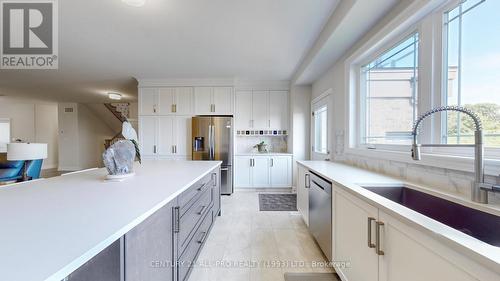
[103,103,130,149]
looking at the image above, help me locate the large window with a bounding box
[313,105,328,154]
[443,0,500,147]
[360,33,419,145]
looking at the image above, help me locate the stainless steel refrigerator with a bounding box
[192,116,233,195]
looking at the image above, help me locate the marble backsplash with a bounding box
[342,154,500,206]
[236,136,288,154]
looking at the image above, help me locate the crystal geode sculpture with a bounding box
[103,140,136,178]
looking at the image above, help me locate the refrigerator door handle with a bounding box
[211,124,216,159]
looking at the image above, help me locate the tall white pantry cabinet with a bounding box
[138,86,234,160]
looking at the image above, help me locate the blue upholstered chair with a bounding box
[0,157,43,182]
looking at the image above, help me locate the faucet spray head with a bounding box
[411,144,421,160]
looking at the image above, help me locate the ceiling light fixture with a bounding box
[108,93,122,100]
[122,0,146,7]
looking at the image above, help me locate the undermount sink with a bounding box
[361,185,500,247]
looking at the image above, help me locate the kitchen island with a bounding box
[0,160,222,281]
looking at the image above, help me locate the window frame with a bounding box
[344,0,500,175]
[356,28,422,152]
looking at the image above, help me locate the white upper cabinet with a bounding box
[234,90,289,130]
[194,87,234,115]
[174,87,194,115]
[213,87,234,115]
[194,87,213,115]
[139,88,159,115]
[158,88,175,115]
[269,91,288,130]
[235,91,253,129]
[141,87,193,115]
[252,91,270,129]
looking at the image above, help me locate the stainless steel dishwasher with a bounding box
[308,171,332,261]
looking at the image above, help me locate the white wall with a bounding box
[289,85,311,187]
[306,0,500,204]
[0,97,58,169]
[58,103,115,171]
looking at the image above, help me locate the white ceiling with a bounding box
[0,0,338,103]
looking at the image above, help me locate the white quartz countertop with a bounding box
[0,160,221,281]
[236,153,293,156]
[297,160,500,274]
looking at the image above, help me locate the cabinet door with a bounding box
[174,116,192,157]
[297,166,309,226]
[158,88,175,115]
[194,87,213,115]
[335,190,379,281]
[139,117,158,157]
[158,117,175,156]
[125,201,174,281]
[270,156,291,187]
[252,91,270,129]
[235,156,252,187]
[67,240,121,281]
[213,87,233,114]
[235,91,253,129]
[174,87,193,115]
[269,91,288,130]
[252,156,270,187]
[377,211,482,281]
[139,88,159,115]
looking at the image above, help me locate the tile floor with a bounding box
[189,191,334,281]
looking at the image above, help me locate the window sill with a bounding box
[344,147,500,177]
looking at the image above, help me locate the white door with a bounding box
[194,87,213,115]
[311,95,330,160]
[270,156,291,187]
[377,211,480,281]
[252,91,269,129]
[174,87,193,115]
[335,190,379,281]
[158,88,175,115]
[213,87,233,114]
[297,165,309,226]
[157,117,175,156]
[139,116,158,157]
[235,156,252,187]
[174,116,191,157]
[252,156,270,187]
[235,91,253,129]
[269,91,288,130]
[139,88,158,115]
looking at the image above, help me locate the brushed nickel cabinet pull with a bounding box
[173,207,180,233]
[367,217,376,248]
[271,158,274,167]
[153,145,157,154]
[305,174,310,188]
[198,231,208,244]
[376,221,385,255]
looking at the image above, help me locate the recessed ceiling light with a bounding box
[122,0,146,7]
[108,93,122,100]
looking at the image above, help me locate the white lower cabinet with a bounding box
[234,155,292,188]
[335,190,378,281]
[333,185,498,281]
[297,165,309,226]
[139,116,191,160]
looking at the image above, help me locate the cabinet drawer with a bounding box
[179,186,213,253]
[179,173,213,215]
[178,210,214,281]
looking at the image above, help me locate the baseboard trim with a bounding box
[235,187,293,193]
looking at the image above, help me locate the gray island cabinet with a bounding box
[65,165,221,281]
